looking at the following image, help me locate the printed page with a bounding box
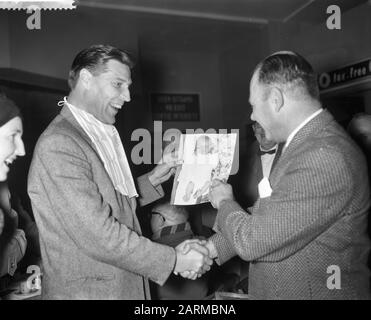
[171,133,237,205]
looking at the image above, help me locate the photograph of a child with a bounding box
[172,133,236,205]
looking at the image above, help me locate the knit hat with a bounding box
[0,93,20,127]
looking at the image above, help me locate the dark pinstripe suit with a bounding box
[211,110,371,299]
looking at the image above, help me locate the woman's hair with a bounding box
[0,92,21,127]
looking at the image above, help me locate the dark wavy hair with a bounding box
[68,44,135,89]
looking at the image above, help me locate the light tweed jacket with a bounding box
[28,106,176,300]
[211,110,371,300]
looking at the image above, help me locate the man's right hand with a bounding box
[174,239,214,280]
[174,240,213,280]
[209,179,234,209]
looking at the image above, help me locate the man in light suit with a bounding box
[202,51,371,299]
[28,45,212,299]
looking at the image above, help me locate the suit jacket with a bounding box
[28,106,176,300]
[211,110,371,299]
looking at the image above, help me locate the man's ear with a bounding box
[78,68,93,89]
[269,87,284,113]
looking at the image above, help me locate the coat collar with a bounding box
[282,109,333,157]
[59,105,98,153]
[269,109,335,182]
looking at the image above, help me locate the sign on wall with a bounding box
[318,58,371,92]
[150,93,200,121]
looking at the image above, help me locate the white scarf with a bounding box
[59,97,138,198]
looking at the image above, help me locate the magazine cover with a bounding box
[171,133,237,205]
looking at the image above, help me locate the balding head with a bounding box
[254,51,320,101]
[249,51,322,143]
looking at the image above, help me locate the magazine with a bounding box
[171,133,237,205]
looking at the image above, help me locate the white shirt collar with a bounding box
[283,109,323,153]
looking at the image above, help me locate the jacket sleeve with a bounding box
[0,228,27,277]
[209,231,237,265]
[215,147,356,263]
[28,133,176,285]
[0,206,27,277]
[136,173,164,207]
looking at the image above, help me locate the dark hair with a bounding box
[68,44,135,89]
[255,51,319,100]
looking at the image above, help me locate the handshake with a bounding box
[173,239,217,280]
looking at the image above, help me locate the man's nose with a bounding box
[120,88,131,102]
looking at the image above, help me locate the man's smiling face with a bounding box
[85,59,132,124]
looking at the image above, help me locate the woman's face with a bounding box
[0,117,25,181]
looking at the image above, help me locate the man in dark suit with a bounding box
[252,121,280,180]
[347,113,371,186]
[234,122,281,210]
[200,51,371,299]
[347,113,371,287]
[28,45,212,299]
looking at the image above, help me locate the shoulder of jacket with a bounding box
[35,118,88,155]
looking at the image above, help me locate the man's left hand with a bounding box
[148,161,179,187]
[209,179,234,209]
[148,140,182,187]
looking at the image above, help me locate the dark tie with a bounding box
[257,148,276,156]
